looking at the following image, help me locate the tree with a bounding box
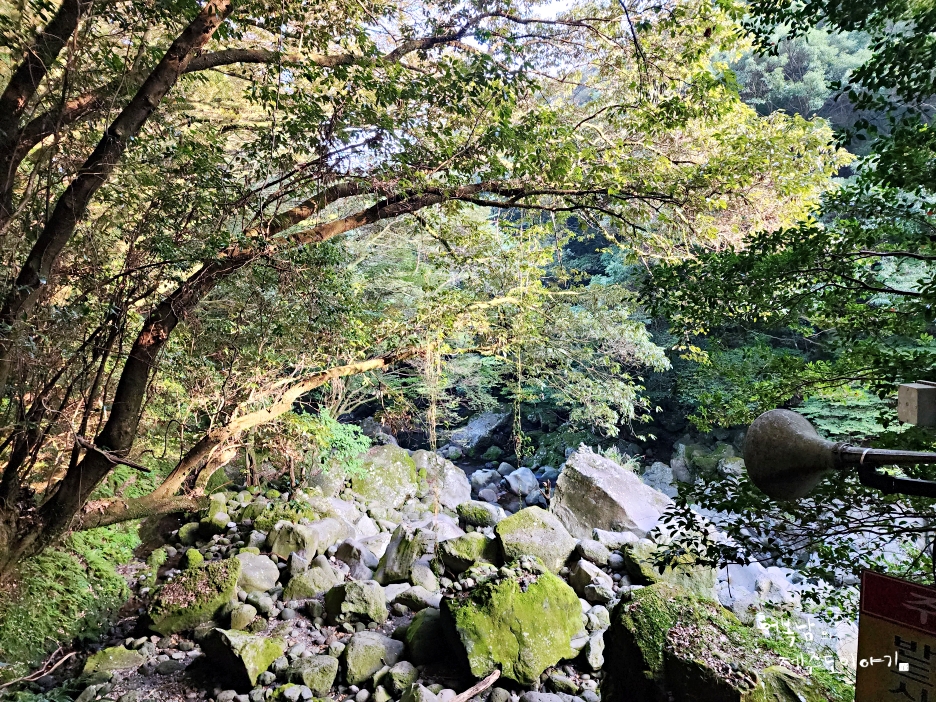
[644,0,936,614]
[0,0,841,577]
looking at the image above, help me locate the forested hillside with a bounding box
[0,0,932,699]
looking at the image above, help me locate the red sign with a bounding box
[863,571,936,637]
[857,570,936,701]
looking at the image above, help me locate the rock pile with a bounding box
[26,432,849,702]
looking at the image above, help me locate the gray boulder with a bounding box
[575,539,610,566]
[470,469,501,493]
[569,559,614,600]
[283,555,343,600]
[335,539,380,580]
[641,462,678,498]
[351,445,420,508]
[287,655,339,696]
[201,629,286,690]
[268,519,346,560]
[550,446,671,539]
[403,607,449,665]
[235,552,279,592]
[342,631,405,686]
[449,411,511,457]
[506,467,540,497]
[495,506,577,573]
[373,524,431,585]
[456,500,505,527]
[411,450,471,509]
[325,580,387,624]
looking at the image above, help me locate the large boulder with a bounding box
[412,450,471,509]
[495,507,576,573]
[601,583,840,702]
[148,558,240,634]
[441,559,583,685]
[623,540,717,600]
[351,445,419,508]
[268,519,346,560]
[201,629,286,690]
[342,631,405,686]
[335,538,380,580]
[373,524,431,585]
[325,580,388,624]
[283,555,343,600]
[236,552,280,592]
[550,446,671,539]
[438,532,500,574]
[449,410,511,457]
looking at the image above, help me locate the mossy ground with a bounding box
[0,529,132,683]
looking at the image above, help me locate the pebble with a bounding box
[155,659,185,675]
[355,690,371,702]
[280,608,297,620]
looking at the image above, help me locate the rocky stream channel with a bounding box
[5,414,859,702]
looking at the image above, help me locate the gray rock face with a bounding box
[235,553,280,592]
[342,631,405,686]
[550,446,671,539]
[506,467,540,497]
[411,450,471,509]
[641,461,678,498]
[494,507,577,573]
[449,411,511,457]
[592,529,639,551]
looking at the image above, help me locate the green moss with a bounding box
[182,548,204,569]
[82,646,144,674]
[202,629,286,688]
[253,500,321,533]
[601,584,849,702]
[0,532,128,683]
[441,562,581,684]
[148,558,240,634]
[438,532,499,573]
[178,522,201,545]
[623,541,716,599]
[456,502,498,527]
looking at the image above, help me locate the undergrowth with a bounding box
[0,526,135,683]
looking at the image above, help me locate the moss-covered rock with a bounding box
[287,654,339,695]
[201,628,286,690]
[351,445,419,508]
[494,507,576,573]
[404,607,450,665]
[283,555,343,600]
[82,646,144,674]
[373,524,429,585]
[440,560,582,684]
[438,532,500,574]
[182,548,204,569]
[325,580,388,624]
[622,541,717,600]
[178,522,201,545]
[686,443,735,473]
[601,583,848,702]
[148,558,240,635]
[268,518,345,560]
[342,631,405,686]
[456,501,505,527]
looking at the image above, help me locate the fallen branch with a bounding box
[0,649,76,690]
[74,435,152,472]
[452,669,501,702]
